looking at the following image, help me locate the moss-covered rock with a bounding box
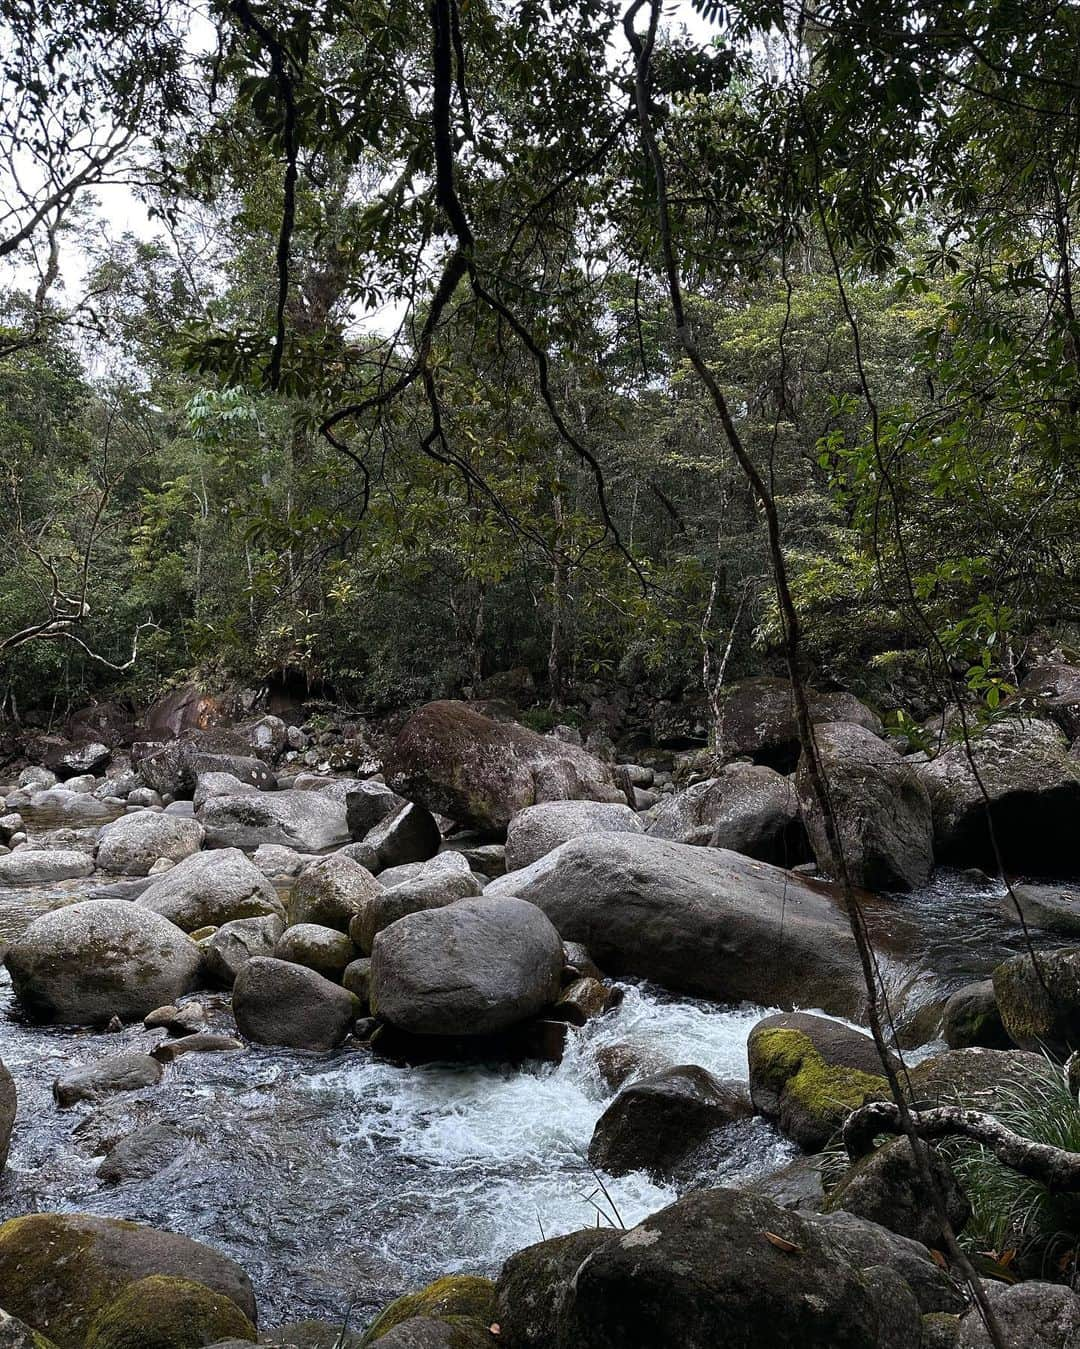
[361,1276,496,1345]
[495,1229,612,1349]
[823,1136,970,1247]
[0,1309,60,1349]
[908,1047,1057,1111]
[0,1213,256,1349]
[747,1016,890,1151]
[83,1276,255,1349]
[941,980,1011,1050]
[921,1312,960,1348]
[992,949,1080,1052]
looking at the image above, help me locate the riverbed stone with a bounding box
[992,949,1080,1052]
[362,1275,496,1344]
[556,1187,922,1349]
[198,790,349,851]
[0,1059,14,1174]
[485,833,870,1017]
[288,853,383,931]
[711,676,881,771]
[495,1229,612,1349]
[505,800,641,872]
[273,923,357,981]
[96,812,204,876]
[748,1012,893,1151]
[645,761,806,865]
[942,980,1011,1050]
[1000,881,1080,935]
[5,900,202,1024]
[370,896,563,1036]
[96,1122,188,1184]
[53,1053,163,1107]
[345,780,405,840]
[907,1046,1056,1110]
[797,721,934,891]
[916,716,1080,874]
[193,772,258,812]
[200,913,285,987]
[824,1137,970,1247]
[957,1279,1080,1348]
[367,1319,489,1348]
[587,1065,751,1179]
[136,847,283,932]
[83,1275,256,1349]
[0,1212,256,1348]
[350,851,481,954]
[350,801,442,872]
[0,849,94,885]
[385,700,626,830]
[232,956,358,1050]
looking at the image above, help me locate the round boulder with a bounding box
[5,900,202,1025]
[232,957,358,1051]
[200,914,285,987]
[824,1137,970,1247]
[273,924,356,982]
[96,813,204,877]
[505,800,642,872]
[958,1279,1080,1348]
[942,980,1011,1050]
[136,848,283,933]
[287,854,383,931]
[371,896,563,1036]
[349,851,481,955]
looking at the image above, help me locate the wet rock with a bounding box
[797,721,934,891]
[957,1279,1080,1348]
[199,790,349,852]
[587,1065,751,1179]
[645,762,807,865]
[557,1187,923,1349]
[992,949,1080,1052]
[808,1210,965,1314]
[150,1033,243,1063]
[83,1275,256,1348]
[942,980,1010,1050]
[96,1121,187,1184]
[136,847,283,932]
[485,833,870,1018]
[6,900,202,1024]
[550,977,612,1026]
[342,957,371,1006]
[274,923,357,981]
[368,1318,489,1348]
[96,812,204,876]
[200,913,285,987]
[350,851,480,955]
[362,1275,496,1344]
[370,896,563,1036]
[495,1228,611,1349]
[1000,881,1080,935]
[54,1053,163,1107]
[262,1323,363,1348]
[747,1154,827,1211]
[385,700,626,831]
[824,1137,970,1246]
[0,1059,14,1174]
[505,800,642,872]
[0,849,94,885]
[345,779,405,840]
[0,1212,256,1347]
[916,716,1080,874]
[748,1012,894,1152]
[144,1002,207,1035]
[232,956,358,1051]
[288,854,383,931]
[593,1042,670,1092]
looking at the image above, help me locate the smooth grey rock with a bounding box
[200,913,285,987]
[198,790,349,851]
[505,799,642,872]
[957,1280,1080,1348]
[646,761,805,865]
[136,847,283,932]
[0,849,94,885]
[288,853,382,931]
[96,811,204,876]
[350,851,480,955]
[273,923,356,981]
[233,957,358,1051]
[53,1052,163,1107]
[96,1121,188,1184]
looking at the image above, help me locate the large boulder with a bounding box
[273,923,356,982]
[645,762,806,865]
[232,957,358,1051]
[343,802,440,873]
[0,850,94,886]
[370,896,563,1036]
[992,949,1080,1052]
[586,1065,750,1179]
[135,848,283,933]
[0,1309,60,1348]
[200,914,285,987]
[495,1229,612,1349]
[907,1046,1056,1112]
[0,1212,256,1349]
[713,676,882,772]
[484,833,869,1017]
[198,790,349,851]
[83,1275,256,1349]
[942,980,1011,1050]
[555,1187,922,1349]
[288,854,383,931]
[505,800,642,872]
[134,736,273,798]
[999,881,1080,936]
[797,721,933,891]
[344,780,405,840]
[349,851,482,955]
[96,813,204,877]
[810,1210,965,1314]
[362,1275,496,1345]
[5,900,202,1024]
[915,716,1080,874]
[385,700,626,830]
[1011,660,1080,740]
[824,1137,970,1247]
[53,1053,163,1107]
[0,1059,14,1174]
[748,1012,893,1151]
[958,1280,1080,1348]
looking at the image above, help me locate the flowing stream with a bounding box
[0,863,1060,1330]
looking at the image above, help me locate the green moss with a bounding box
[0,1214,102,1346]
[0,1308,62,1349]
[83,1276,255,1349]
[751,1028,886,1136]
[361,1275,496,1344]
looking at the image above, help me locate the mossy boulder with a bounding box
[907,1046,1056,1111]
[992,949,1080,1052]
[0,1213,256,1349]
[747,1013,891,1151]
[0,1058,14,1174]
[941,980,1011,1050]
[495,1229,612,1349]
[83,1276,256,1349]
[361,1276,496,1345]
[273,923,357,982]
[371,1319,492,1347]
[0,1309,59,1349]
[823,1136,971,1247]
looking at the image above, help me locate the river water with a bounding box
[0,863,1056,1331]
